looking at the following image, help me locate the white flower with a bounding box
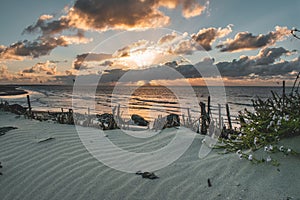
[287,148,291,153]
[284,115,289,121]
[266,156,272,162]
[248,154,253,161]
[239,154,243,159]
[269,145,273,151]
[267,121,274,129]
[236,150,241,155]
[264,146,268,151]
[250,127,255,132]
[279,146,284,152]
[238,133,242,138]
[254,137,258,145]
[277,120,281,126]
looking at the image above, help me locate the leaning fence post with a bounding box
[226,103,232,130]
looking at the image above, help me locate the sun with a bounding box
[127,48,159,67]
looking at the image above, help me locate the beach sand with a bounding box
[0,111,299,200]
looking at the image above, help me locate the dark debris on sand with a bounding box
[136,170,159,180]
[0,126,18,136]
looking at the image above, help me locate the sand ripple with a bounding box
[1,112,300,200]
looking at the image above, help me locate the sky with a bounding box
[0,0,300,86]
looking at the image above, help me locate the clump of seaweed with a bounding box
[216,73,300,166]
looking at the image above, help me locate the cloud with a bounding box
[113,40,149,57]
[167,25,232,54]
[73,53,112,70]
[110,25,232,60]
[71,25,231,71]
[191,24,232,51]
[23,15,70,36]
[216,47,299,78]
[22,61,58,75]
[252,47,294,65]
[158,32,178,45]
[0,64,16,81]
[217,26,290,52]
[157,0,208,18]
[71,57,214,85]
[172,40,197,55]
[24,0,208,36]
[0,63,55,83]
[0,35,91,60]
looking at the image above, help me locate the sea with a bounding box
[0,85,291,126]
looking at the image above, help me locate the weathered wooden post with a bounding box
[218,104,221,129]
[226,103,232,130]
[291,72,300,94]
[282,80,286,110]
[207,96,211,123]
[116,104,120,126]
[87,107,91,126]
[187,108,191,127]
[200,102,207,134]
[182,114,186,127]
[68,109,74,125]
[26,95,32,118]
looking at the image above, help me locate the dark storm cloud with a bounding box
[216,47,299,78]
[217,26,290,52]
[23,15,70,36]
[23,0,208,36]
[0,37,69,60]
[0,35,90,60]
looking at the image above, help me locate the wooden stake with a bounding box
[218,104,221,129]
[207,96,211,123]
[26,95,32,118]
[282,80,286,111]
[226,103,232,130]
[200,102,207,134]
[187,108,191,126]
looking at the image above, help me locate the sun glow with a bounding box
[126,48,159,67]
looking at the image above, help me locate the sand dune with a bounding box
[0,111,299,200]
